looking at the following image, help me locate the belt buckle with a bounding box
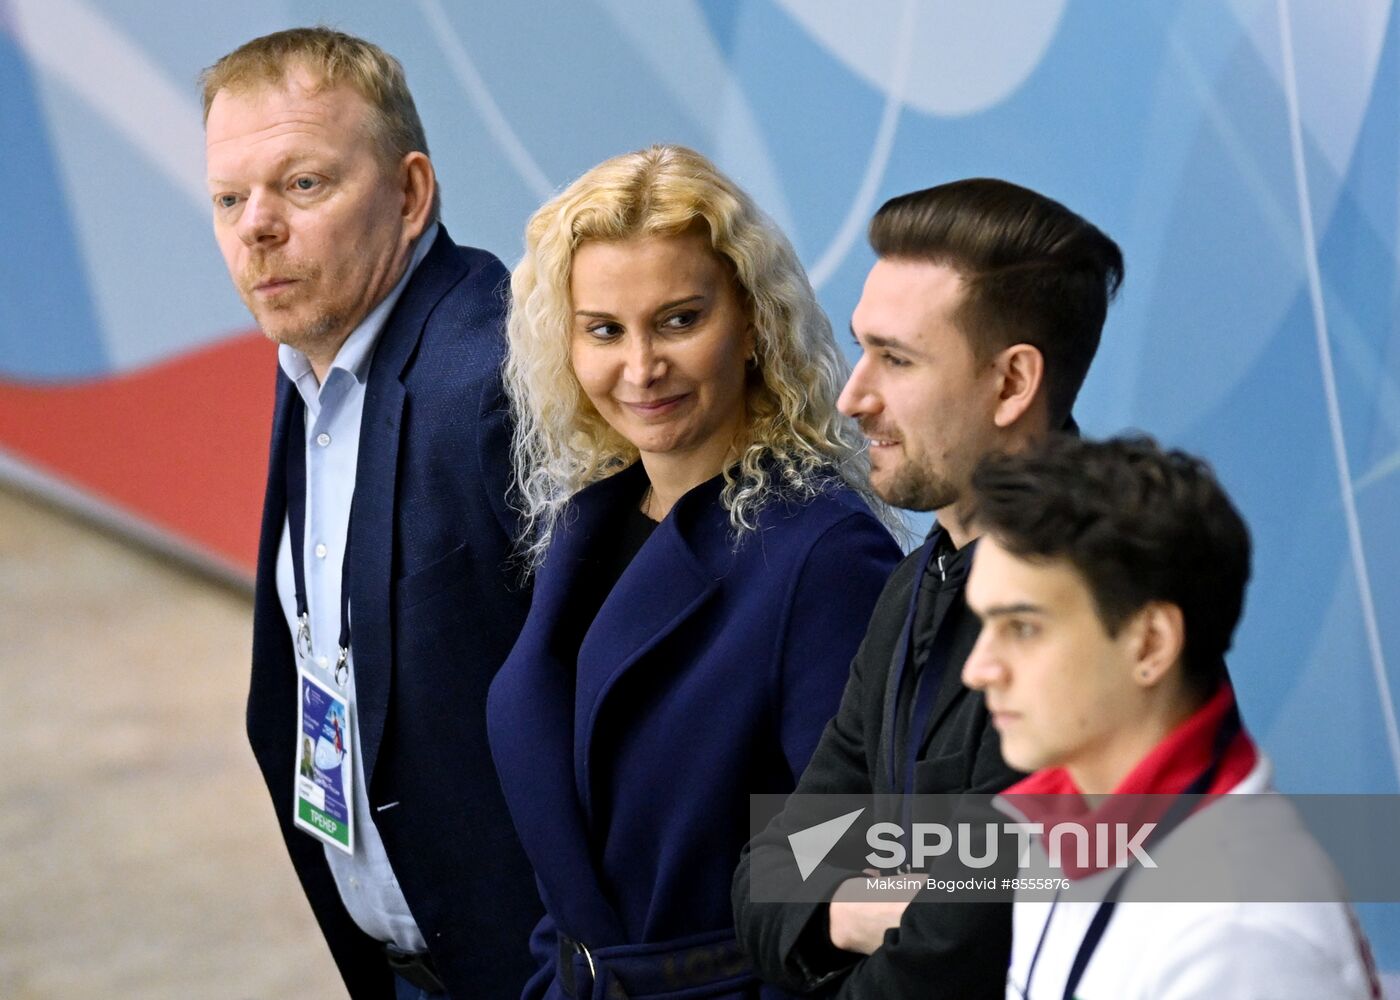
[569,937,597,980]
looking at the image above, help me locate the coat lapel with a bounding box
[351,229,464,787]
[876,538,932,793]
[917,645,972,758]
[490,465,727,941]
[875,531,979,790]
[487,464,646,944]
[914,538,978,758]
[572,475,723,820]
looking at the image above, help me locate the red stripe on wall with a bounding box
[0,333,276,574]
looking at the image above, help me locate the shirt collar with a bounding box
[923,523,975,579]
[278,223,440,393]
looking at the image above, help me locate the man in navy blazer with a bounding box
[203,28,537,998]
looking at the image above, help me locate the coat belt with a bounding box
[557,928,753,999]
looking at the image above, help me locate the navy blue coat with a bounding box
[247,230,541,999]
[487,461,900,999]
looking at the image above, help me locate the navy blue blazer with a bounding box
[487,461,900,999]
[247,229,541,999]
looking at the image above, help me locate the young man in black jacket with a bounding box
[733,179,1124,997]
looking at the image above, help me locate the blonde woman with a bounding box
[487,145,899,999]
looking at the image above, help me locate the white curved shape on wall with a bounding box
[594,0,798,240]
[1232,0,1391,180]
[11,0,208,212]
[10,0,249,370]
[415,0,555,201]
[806,0,916,290]
[774,0,1067,118]
[1278,0,1400,788]
[1354,450,1400,494]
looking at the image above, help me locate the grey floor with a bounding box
[1,487,343,999]
[6,486,1398,999]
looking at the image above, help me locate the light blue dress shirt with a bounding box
[274,225,438,952]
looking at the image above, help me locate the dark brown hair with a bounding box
[869,179,1123,424]
[970,434,1250,700]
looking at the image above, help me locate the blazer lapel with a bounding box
[351,229,464,787]
[248,372,300,762]
[255,373,298,595]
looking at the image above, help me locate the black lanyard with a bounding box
[285,404,353,687]
[886,536,970,856]
[1019,700,1243,998]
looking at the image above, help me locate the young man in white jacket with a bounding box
[960,435,1379,1000]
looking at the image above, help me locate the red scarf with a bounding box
[1000,685,1258,878]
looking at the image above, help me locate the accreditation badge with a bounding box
[293,669,355,855]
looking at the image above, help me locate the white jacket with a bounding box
[1002,754,1379,999]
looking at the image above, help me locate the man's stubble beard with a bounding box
[872,447,960,513]
[240,263,351,359]
[254,304,346,357]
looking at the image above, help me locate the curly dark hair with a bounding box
[969,435,1251,698]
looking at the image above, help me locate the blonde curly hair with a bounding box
[506,144,890,568]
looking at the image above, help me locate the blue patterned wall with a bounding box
[3,0,1396,966]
